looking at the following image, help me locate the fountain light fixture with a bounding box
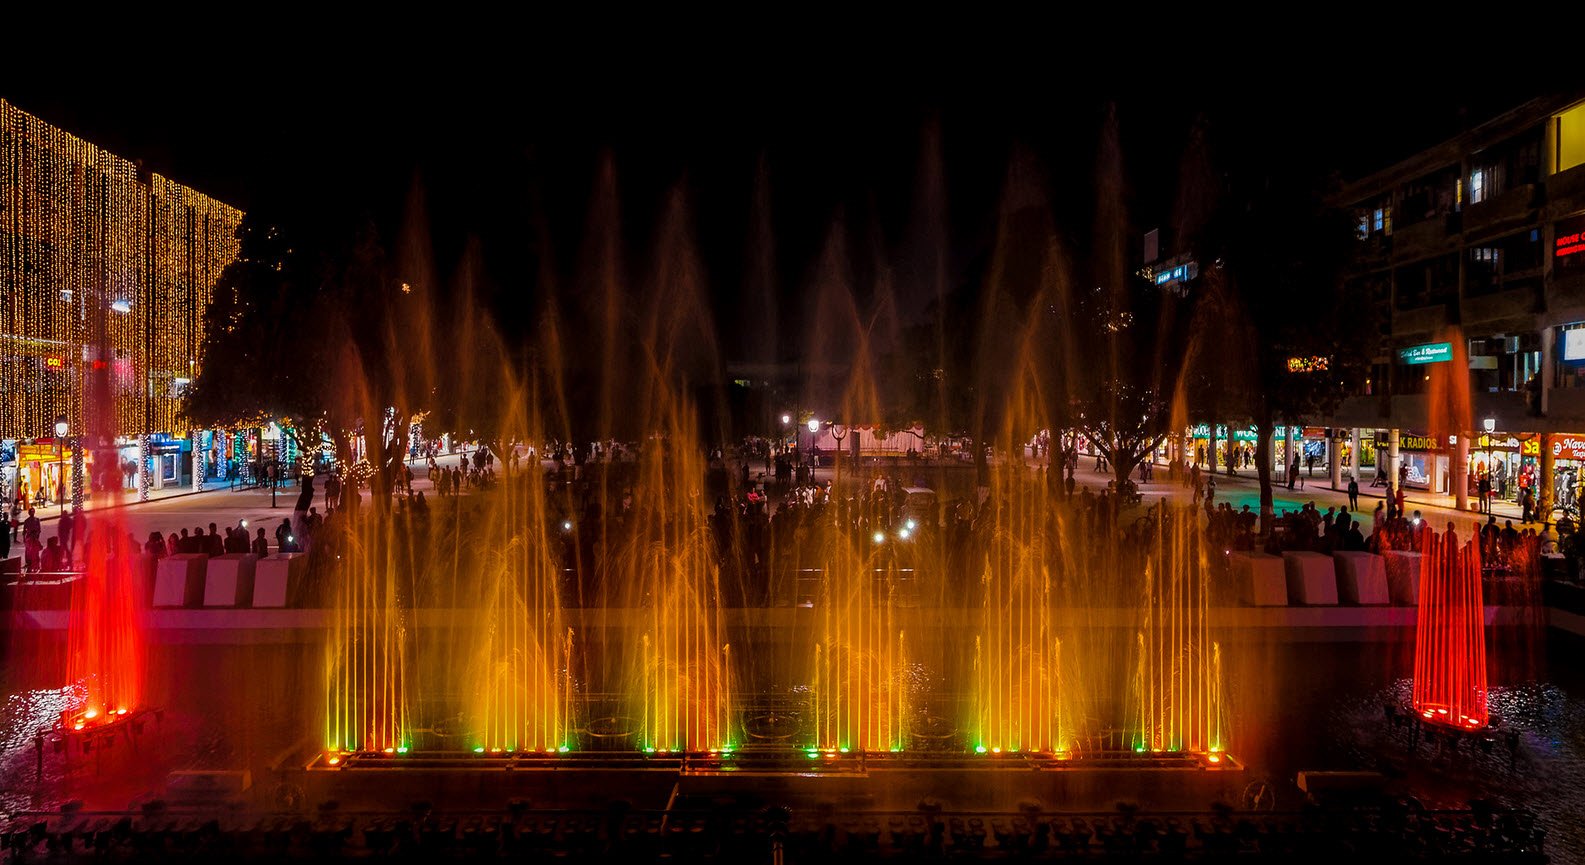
[898,528,911,540]
[110,298,132,313]
[872,531,886,544]
[905,519,916,531]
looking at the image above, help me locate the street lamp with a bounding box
[53,415,67,517]
[807,418,820,467]
[1483,418,1496,514]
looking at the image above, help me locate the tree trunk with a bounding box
[1224,420,1237,477]
[1254,413,1275,533]
[1114,443,1136,511]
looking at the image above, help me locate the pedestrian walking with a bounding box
[1347,476,1360,512]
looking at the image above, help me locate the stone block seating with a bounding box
[1384,551,1423,605]
[1229,551,1288,606]
[1283,551,1338,605]
[152,554,209,607]
[1333,551,1389,605]
[253,553,306,608]
[204,554,258,607]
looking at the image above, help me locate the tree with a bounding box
[182,216,342,476]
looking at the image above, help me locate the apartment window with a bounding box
[1557,103,1585,173]
[1469,168,1486,204]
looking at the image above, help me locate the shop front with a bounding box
[1470,432,1540,504]
[1550,434,1585,513]
[1186,424,1260,470]
[14,441,90,509]
[1396,432,1450,492]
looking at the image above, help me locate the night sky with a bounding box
[2,59,1552,360]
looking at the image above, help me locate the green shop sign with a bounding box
[1397,342,1452,365]
[1189,424,1260,442]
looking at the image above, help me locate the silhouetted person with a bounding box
[251,528,270,556]
[1347,477,1359,512]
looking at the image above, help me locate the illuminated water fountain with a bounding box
[1413,527,1489,731]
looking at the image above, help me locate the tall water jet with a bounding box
[1132,506,1225,755]
[812,513,910,753]
[467,456,576,753]
[324,511,412,754]
[624,418,735,752]
[1414,527,1488,730]
[64,529,144,726]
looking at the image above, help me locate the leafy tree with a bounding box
[182,216,341,475]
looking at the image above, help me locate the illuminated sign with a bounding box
[1397,342,1452,365]
[1558,229,1585,258]
[1189,424,1258,442]
[1553,435,1585,461]
[1287,356,1330,373]
[1565,328,1585,362]
[43,356,64,369]
[1400,434,1446,452]
[1154,261,1198,286]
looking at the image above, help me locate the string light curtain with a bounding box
[0,100,243,441]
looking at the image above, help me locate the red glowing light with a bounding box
[1412,530,1489,731]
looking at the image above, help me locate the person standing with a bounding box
[1477,473,1492,515]
[1347,476,1360,512]
[251,528,270,556]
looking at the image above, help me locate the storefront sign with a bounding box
[1553,435,1585,462]
[1188,424,1259,442]
[1400,434,1445,452]
[1557,219,1585,259]
[1286,356,1329,373]
[1397,342,1453,365]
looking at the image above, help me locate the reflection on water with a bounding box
[1330,678,1585,863]
[0,684,80,811]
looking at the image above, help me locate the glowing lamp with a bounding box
[898,528,911,540]
[781,414,791,425]
[872,531,886,544]
[561,521,573,532]
[558,746,569,753]
[84,709,98,719]
[396,747,408,754]
[975,745,988,754]
[55,417,69,438]
[116,709,127,716]
[1207,754,1221,764]
[473,747,485,753]
[905,519,916,530]
[991,747,1002,754]
[288,535,295,544]
[807,419,820,433]
[383,747,395,754]
[110,299,132,313]
[327,756,341,766]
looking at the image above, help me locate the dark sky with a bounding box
[2,60,1556,356]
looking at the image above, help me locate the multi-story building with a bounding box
[0,99,244,507]
[1326,90,1585,514]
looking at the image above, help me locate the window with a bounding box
[1469,168,1486,204]
[1556,323,1585,390]
[1557,103,1585,173]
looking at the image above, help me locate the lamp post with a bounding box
[53,415,67,518]
[807,418,820,467]
[1483,418,1496,514]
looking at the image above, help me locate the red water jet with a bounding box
[1413,527,1488,730]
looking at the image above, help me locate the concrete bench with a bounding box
[204,554,258,607]
[152,554,209,608]
[1383,551,1423,605]
[1333,551,1390,605]
[253,553,306,608]
[1229,551,1288,606]
[1283,551,1338,605]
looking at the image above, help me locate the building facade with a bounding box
[0,99,244,506]
[1323,91,1585,513]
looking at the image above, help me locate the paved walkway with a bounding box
[1070,463,1537,538]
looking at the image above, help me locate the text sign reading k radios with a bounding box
[1397,342,1452,365]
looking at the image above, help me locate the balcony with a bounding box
[1547,270,1585,315]
[1461,283,1540,327]
[1462,184,1540,235]
[1391,303,1450,338]
[1391,213,1460,260]
[1546,163,1585,215]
